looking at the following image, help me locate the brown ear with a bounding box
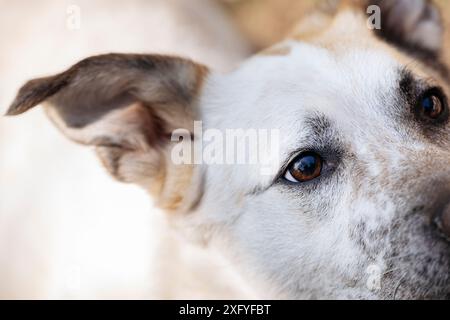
[368,0,444,60]
[7,53,208,210]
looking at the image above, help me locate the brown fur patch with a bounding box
[6,53,205,118]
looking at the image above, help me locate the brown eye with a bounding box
[419,89,446,120]
[284,152,323,183]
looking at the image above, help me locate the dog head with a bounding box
[7,0,450,299]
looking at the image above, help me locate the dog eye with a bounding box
[284,152,323,183]
[418,89,447,121]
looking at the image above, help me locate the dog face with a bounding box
[7,0,450,299]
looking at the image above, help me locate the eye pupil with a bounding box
[420,93,444,120]
[286,152,322,183]
[422,96,433,112]
[294,155,318,175]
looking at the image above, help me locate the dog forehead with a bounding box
[207,41,402,135]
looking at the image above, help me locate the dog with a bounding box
[6,0,450,299]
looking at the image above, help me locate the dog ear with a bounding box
[6,53,208,210]
[368,0,444,59]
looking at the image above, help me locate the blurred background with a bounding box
[1,0,449,299]
[225,0,450,63]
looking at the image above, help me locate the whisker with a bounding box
[393,273,408,300]
[382,267,403,275]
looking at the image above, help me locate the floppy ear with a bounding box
[368,0,444,59]
[6,54,208,211]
